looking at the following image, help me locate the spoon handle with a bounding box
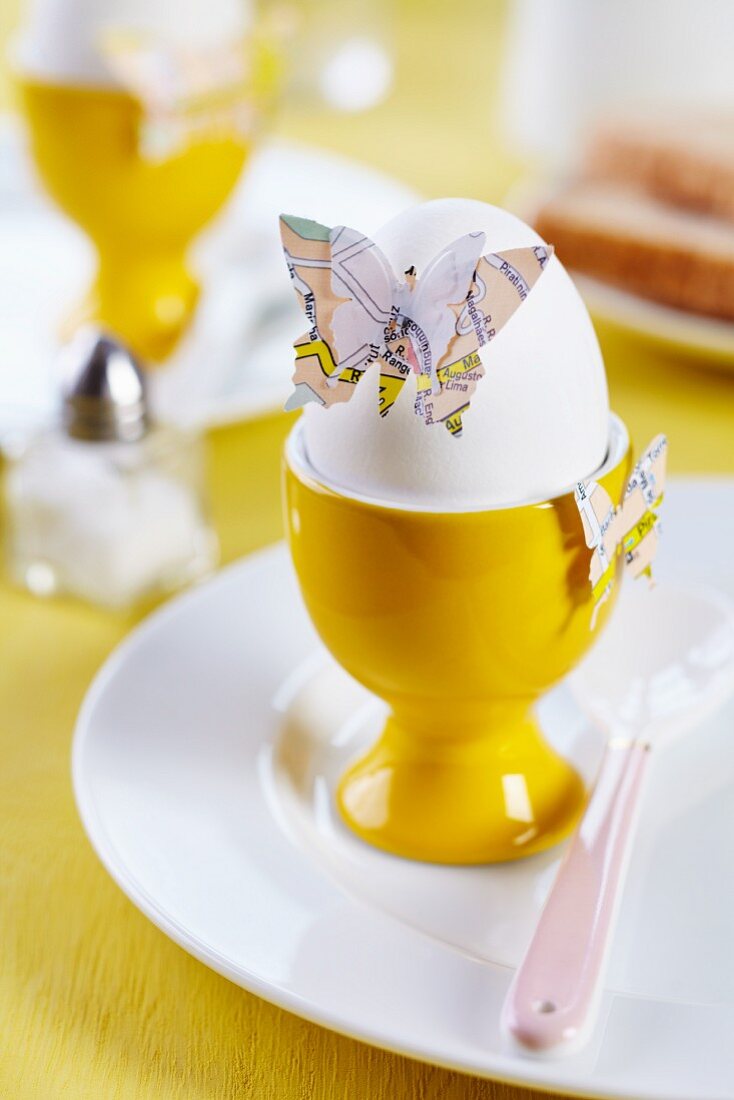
[501,739,648,1054]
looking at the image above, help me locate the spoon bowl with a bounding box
[572,582,734,745]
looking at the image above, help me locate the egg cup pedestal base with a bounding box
[336,702,586,864]
[66,251,200,363]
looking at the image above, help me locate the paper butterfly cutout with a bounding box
[102,31,255,160]
[280,214,553,436]
[575,434,667,627]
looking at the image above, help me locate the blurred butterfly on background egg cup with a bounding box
[282,215,664,864]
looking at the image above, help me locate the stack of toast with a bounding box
[534,112,734,321]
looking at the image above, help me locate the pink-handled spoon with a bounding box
[501,582,734,1055]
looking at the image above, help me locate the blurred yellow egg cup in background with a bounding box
[284,415,632,864]
[15,34,278,362]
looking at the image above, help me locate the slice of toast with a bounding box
[534,183,734,321]
[583,112,734,224]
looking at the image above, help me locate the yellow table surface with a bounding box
[2,2,734,1097]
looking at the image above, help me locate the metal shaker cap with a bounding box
[60,328,150,443]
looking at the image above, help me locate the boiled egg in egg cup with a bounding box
[284,199,631,864]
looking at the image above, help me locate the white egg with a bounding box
[15,0,249,84]
[303,198,610,509]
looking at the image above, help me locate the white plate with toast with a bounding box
[508,144,734,370]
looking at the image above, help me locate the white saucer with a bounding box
[73,479,734,1099]
[0,120,418,441]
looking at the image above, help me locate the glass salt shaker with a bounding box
[4,329,218,609]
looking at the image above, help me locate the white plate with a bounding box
[573,275,734,368]
[73,479,734,1099]
[0,120,418,441]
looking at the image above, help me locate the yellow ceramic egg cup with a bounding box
[18,78,249,362]
[284,416,632,864]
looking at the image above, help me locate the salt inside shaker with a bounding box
[5,329,218,609]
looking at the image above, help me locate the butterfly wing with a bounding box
[574,477,622,603]
[427,244,553,436]
[618,434,668,581]
[280,215,351,410]
[280,217,398,410]
[398,232,486,427]
[471,245,553,338]
[328,226,396,406]
[410,232,486,380]
[574,434,667,627]
[102,33,249,159]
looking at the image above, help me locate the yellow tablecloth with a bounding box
[2,2,734,1097]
